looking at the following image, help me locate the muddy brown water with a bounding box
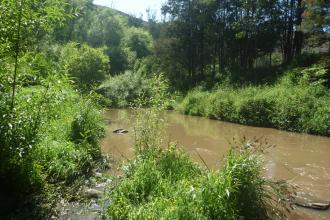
[102,109,330,220]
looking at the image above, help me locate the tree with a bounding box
[158,0,287,88]
[60,42,110,87]
[302,0,330,52]
[121,27,153,59]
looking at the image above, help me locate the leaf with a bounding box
[226,188,230,198]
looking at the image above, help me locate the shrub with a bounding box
[71,97,105,158]
[303,97,330,135]
[98,71,170,108]
[0,74,73,213]
[238,95,275,126]
[98,71,147,107]
[60,42,110,87]
[177,89,210,116]
[32,87,105,183]
[0,71,105,215]
[207,90,237,121]
[34,140,92,182]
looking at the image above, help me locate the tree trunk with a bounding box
[293,0,303,56]
[11,0,23,111]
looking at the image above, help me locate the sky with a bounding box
[93,0,166,20]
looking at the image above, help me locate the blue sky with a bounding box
[93,0,166,20]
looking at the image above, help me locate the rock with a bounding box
[294,202,330,210]
[83,188,103,199]
[310,203,330,210]
[293,192,330,211]
[113,129,128,134]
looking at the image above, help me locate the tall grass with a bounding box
[178,65,330,136]
[33,90,105,183]
[105,75,292,219]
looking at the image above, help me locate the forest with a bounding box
[0,0,329,219]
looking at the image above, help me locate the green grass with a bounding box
[106,143,291,220]
[32,84,105,183]
[177,65,330,136]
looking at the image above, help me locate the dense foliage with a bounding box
[0,72,105,217]
[60,42,110,87]
[53,1,153,75]
[178,64,330,136]
[0,0,105,217]
[153,0,329,89]
[107,143,291,220]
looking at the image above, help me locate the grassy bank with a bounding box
[97,60,330,136]
[177,65,330,136]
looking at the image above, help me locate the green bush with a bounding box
[98,71,169,108]
[98,71,146,107]
[34,140,91,182]
[178,89,210,116]
[60,42,110,87]
[71,98,105,158]
[33,88,105,182]
[0,72,105,215]
[303,97,330,135]
[238,95,275,126]
[207,90,237,121]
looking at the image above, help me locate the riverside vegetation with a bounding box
[178,62,330,136]
[1,0,329,219]
[100,57,330,136]
[0,1,107,218]
[104,76,293,219]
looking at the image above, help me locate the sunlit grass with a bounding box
[178,65,330,136]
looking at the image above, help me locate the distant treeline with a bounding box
[154,0,329,88]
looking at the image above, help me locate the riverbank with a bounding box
[98,63,330,137]
[177,65,330,136]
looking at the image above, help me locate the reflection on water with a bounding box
[102,109,330,220]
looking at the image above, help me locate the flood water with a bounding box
[102,109,330,220]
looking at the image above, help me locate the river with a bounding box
[101,109,330,220]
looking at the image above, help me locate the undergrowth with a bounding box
[0,73,105,217]
[178,65,330,136]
